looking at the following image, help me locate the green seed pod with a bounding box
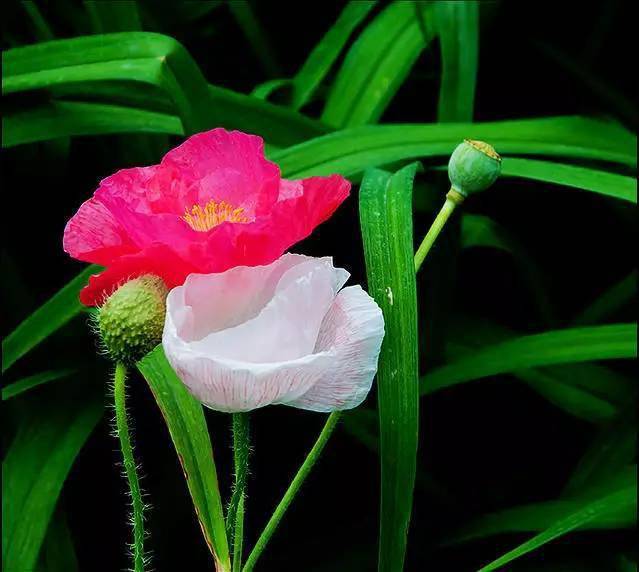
[448,139,502,197]
[97,275,168,364]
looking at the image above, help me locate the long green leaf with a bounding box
[573,271,638,325]
[3,32,328,147]
[228,0,281,77]
[37,508,79,572]
[291,1,377,110]
[137,347,230,572]
[422,323,637,395]
[272,117,637,178]
[322,1,432,127]
[2,368,76,401]
[360,164,420,572]
[2,382,101,572]
[502,157,637,203]
[477,479,637,571]
[2,265,99,373]
[564,410,637,496]
[452,467,636,547]
[432,0,479,122]
[3,101,182,147]
[446,320,635,423]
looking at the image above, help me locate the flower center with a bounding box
[182,199,249,232]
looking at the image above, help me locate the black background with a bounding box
[2,1,637,571]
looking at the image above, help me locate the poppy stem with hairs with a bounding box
[228,412,250,572]
[113,362,147,572]
[242,411,341,572]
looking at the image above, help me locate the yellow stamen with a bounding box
[182,199,249,232]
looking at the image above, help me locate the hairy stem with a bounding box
[113,362,146,572]
[227,412,250,572]
[243,412,341,572]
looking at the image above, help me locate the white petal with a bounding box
[193,257,347,362]
[162,254,353,412]
[283,285,384,412]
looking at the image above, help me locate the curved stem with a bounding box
[113,362,146,572]
[414,196,458,272]
[227,412,250,572]
[242,412,341,572]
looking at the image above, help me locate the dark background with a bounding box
[2,1,636,570]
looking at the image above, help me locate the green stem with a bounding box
[228,412,250,572]
[413,196,459,272]
[113,362,146,572]
[242,412,341,572]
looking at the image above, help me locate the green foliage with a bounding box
[322,1,432,127]
[137,348,230,571]
[422,323,637,394]
[2,2,637,570]
[2,265,99,373]
[360,164,420,572]
[2,380,101,572]
[292,1,377,110]
[431,0,479,122]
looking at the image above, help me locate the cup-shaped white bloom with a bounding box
[162,254,384,413]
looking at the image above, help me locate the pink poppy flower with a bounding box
[162,254,385,412]
[63,129,350,306]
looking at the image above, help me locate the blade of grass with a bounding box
[360,164,420,572]
[446,319,634,423]
[250,78,290,101]
[227,1,281,77]
[37,508,79,572]
[421,323,637,395]
[572,271,638,325]
[2,265,99,373]
[476,480,637,571]
[3,101,182,147]
[322,1,433,127]
[502,157,637,203]
[431,0,479,122]
[137,347,230,572]
[451,467,636,547]
[84,0,142,33]
[2,368,76,401]
[291,1,377,110]
[272,117,637,178]
[2,381,101,572]
[564,408,637,496]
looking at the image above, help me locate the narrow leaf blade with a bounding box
[360,164,420,571]
[137,347,230,571]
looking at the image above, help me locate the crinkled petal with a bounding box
[161,255,363,413]
[271,174,351,243]
[162,128,281,216]
[284,285,384,412]
[62,197,137,265]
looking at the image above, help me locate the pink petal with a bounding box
[161,128,281,216]
[63,197,137,265]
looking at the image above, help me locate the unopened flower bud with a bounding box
[97,275,168,364]
[448,139,502,197]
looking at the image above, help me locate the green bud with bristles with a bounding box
[448,139,502,197]
[97,275,168,364]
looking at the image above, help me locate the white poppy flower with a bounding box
[162,253,384,413]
